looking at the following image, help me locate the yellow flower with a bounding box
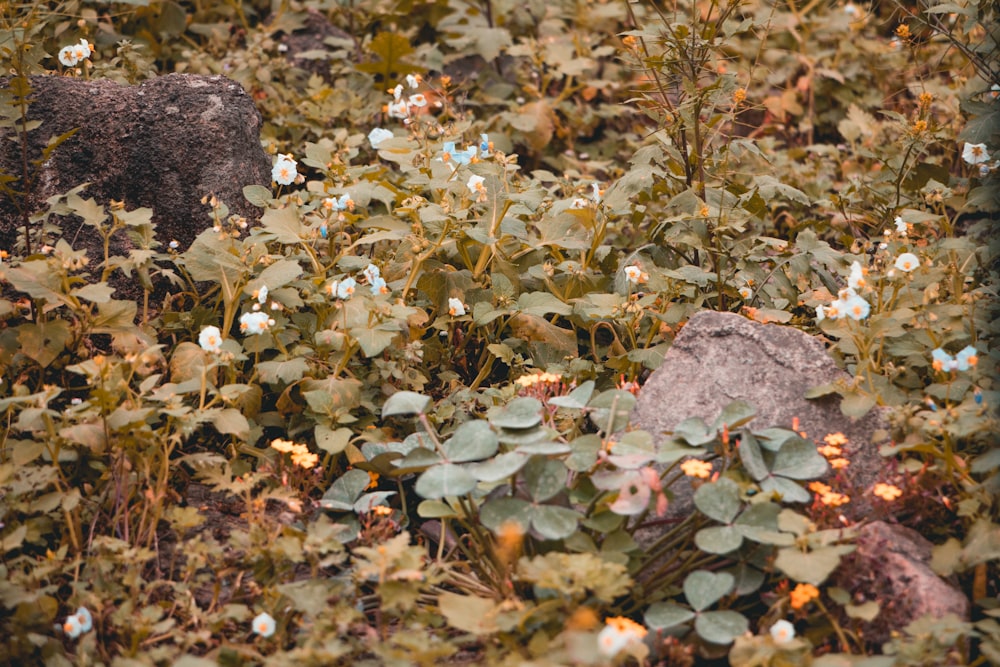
[789,583,819,610]
[829,458,850,470]
[680,459,712,479]
[817,445,842,458]
[270,438,295,453]
[820,491,850,507]
[873,483,902,501]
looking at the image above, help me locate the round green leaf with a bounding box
[443,420,499,462]
[516,440,572,455]
[415,463,476,499]
[694,525,744,554]
[738,431,769,481]
[694,610,749,644]
[319,469,372,511]
[693,477,741,523]
[531,505,581,540]
[489,397,543,429]
[774,544,855,586]
[547,380,595,409]
[684,570,734,612]
[524,457,568,502]
[466,451,529,483]
[644,602,695,630]
[770,437,829,480]
[479,497,532,533]
[760,476,811,504]
[382,391,431,417]
[417,499,459,518]
[391,448,442,475]
[712,400,756,431]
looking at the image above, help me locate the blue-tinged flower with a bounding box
[770,619,795,644]
[271,154,297,185]
[368,127,393,148]
[75,607,93,633]
[479,133,493,156]
[931,347,955,372]
[894,252,919,272]
[363,264,381,283]
[324,194,354,211]
[252,612,276,637]
[955,345,979,371]
[441,141,476,166]
[255,285,269,305]
[198,325,223,353]
[319,223,328,239]
[239,312,272,335]
[336,277,357,300]
[370,276,389,295]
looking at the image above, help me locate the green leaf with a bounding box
[243,184,273,207]
[438,592,502,634]
[320,469,372,511]
[712,400,756,431]
[415,463,477,499]
[738,431,769,481]
[355,31,422,80]
[211,408,249,439]
[466,451,529,482]
[489,397,543,429]
[351,324,400,358]
[72,283,115,303]
[382,391,431,417]
[257,358,309,384]
[694,610,749,644]
[671,417,715,446]
[548,380,595,409]
[774,544,855,585]
[516,291,573,317]
[316,425,352,455]
[256,205,306,244]
[760,476,811,503]
[695,526,743,554]
[684,570,734,612]
[644,602,695,630]
[588,390,636,433]
[841,391,877,418]
[523,457,567,503]
[693,477,741,523]
[18,320,70,367]
[257,259,303,291]
[531,505,581,540]
[480,497,532,533]
[770,437,828,480]
[442,420,498,462]
[417,499,458,519]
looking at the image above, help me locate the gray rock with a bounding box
[631,310,889,521]
[835,521,969,644]
[0,73,269,295]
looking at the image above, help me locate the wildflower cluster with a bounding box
[817,262,870,322]
[327,263,388,300]
[58,39,93,68]
[385,74,429,121]
[270,438,319,469]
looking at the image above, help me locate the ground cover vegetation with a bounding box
[0,0,997,664]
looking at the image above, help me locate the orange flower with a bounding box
[680,459,712,479]
[808,481,831,495]
[820,491,850,507]
[873,483,902,501]
[829,458,849,470]
[823,432,848,447]
[817,445,842,458]
[789,583,819,610]
[270,438,295,453]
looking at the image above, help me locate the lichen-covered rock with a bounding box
[835,521,970,645]
[631,310,889,521]
[0,73,269,269]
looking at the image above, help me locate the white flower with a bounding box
[624,264,647,284]
[569,197,590,209]
[597,617,647,658]
[75,607,93,633]
[336,277,357,300]
[58,45,79,67]
[198,326,223,353]
[842,290,870,320]
[962,142,990,165]
[467,174,486,195]
[770,619,795,644]
[405,74,421,89]
[255,285,268,304]
[252,611,276,637]
[387,99,409,119]
[991,84,1000,100]
[591,182,602,202]
[168,240,180,250]
[408,93,427,108]
[370,276,389,295]
[63,614,83,638]
[844,2,858,16]
[271,154,297,185]
[368,127,393,148]
[73,39,92,62]
[363,264,381,283]
[894,252,919,272]
[848,261,866,290]
[738,286,752,299]
[815,304,826,322]
[894,216,907,234]
[239,311,271,334]
[448,297,466,316]
[392,84,403,101]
